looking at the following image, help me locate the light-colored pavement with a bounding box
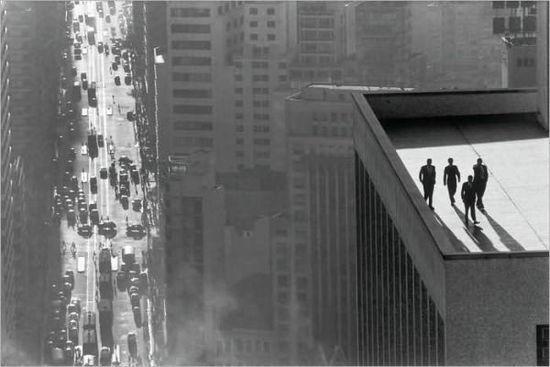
[57,1,150,365]
[390,116,549,254]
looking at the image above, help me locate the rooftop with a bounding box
[385,114,548,254]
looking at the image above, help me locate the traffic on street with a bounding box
[47,1,153,366]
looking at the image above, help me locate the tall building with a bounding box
[289,2,352,89]
[1,2,28,363]
[537,1,549,130]
[353,88,548,365]
[410,1,503,89]
[286,85,357,364]
[492,0,538,87]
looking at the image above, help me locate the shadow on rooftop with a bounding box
[480,210,525,251]
[433,212,469,253]
[385,114,546,149]
[452,206,499,252]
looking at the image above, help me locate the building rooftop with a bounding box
[385,114,549,254]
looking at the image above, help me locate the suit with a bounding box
[444,164,461,204]
[473,163,488,208]
[461,181,477,221]
[419,164,436,208]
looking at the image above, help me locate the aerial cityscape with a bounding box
[0,1,548,366]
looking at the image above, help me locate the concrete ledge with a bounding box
[352,92,449,316]
[365,88,537,120]
[443,250,549,260]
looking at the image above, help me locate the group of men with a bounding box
[419,157,489,224]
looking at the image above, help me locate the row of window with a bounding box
[170,23,210,34]
[249,7,276,15]
[171,40,211,50]
[172,72,211,82]
[173,105,212,114]
[312,125,351,138]
[300,17,335,29]
[516,57,535,67]
[300,30,335,41]
[313,111,351,122]
[172,56,211,66]
[234,100,270,107]
[235,113,270,120]
[173,121,213,131]
[234,88,269,94]
[170,7,210,18]
[234,125,270,133]
[173,89,212,99]
[235,61,286,69]
[249,33,277,41]
[248,20,277,28]
[172,136,213,148]
[217,337,271,356]
[235,150,271,159]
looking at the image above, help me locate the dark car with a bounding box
[112,62,118,71]
[105,15,111,23]
[90,177,98,194]
[114,76,120,86]
[77,224,93,238]
[127,332,137,358]
[123,64,130,73]
[81,72,87,81]
[124,75,131,85]
[97,134,104,148]
[83,311,96,331]
[98,42,104,53]
[82,80,88,90]
[100,168,108,179]
[126,111,134,121]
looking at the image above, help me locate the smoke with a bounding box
[0,336,40,366]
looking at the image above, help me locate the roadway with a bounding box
[56,1,150,365]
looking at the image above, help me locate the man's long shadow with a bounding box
[480,210,525,251]
[432,212,469,252]
[452,205,499,252]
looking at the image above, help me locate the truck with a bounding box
[122,246,135,265]
[99,273,113,300]
[72,81,81,102]
[99,249,112,274]
[87,31,95,45]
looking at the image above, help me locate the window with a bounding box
[267,34,276,41]
[235,113,243,119]
[254,138,270,145]
[537,325,549,366]
[249,7,258,15]
[235,88,243,94]
[172,89,212,98]
[236,125,244,132]
[172,56,211,66]
[253,75,269,82]
[267,20,275,28]
[236,138,244,145]
[170,8,210,17]
[278,75,287,82]
[236,151,244,157]
[172,72,211,82]
[171,24,210,33]
[250,33,258,41]
[267,7,275,15]
[252,61,268,68]
[218,5,223,15]
[173,105,212,114]
[235,100,243,107]
[250,21,258,27]
[253,125,270,132]
[171,40,211,50]
[253,113,270,120]
[235,74,243,81]
[173,121,213,131]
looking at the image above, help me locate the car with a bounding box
[98,42,103,53]
[68,326,79,345]
[82,355,96,366]
[78,14,84,22]
[107,107,113,116]
[81,144,88,155]
[82,79,88,90]
[90,177,97,194]
[68,147,76,160]
[83,311,96,330]
[114,76,120,86]
[132,199,141,212]
[100,347,111,366]
[100,168,108,179]
[123,65,131,74]
[78,224,93,237]
[105,45,110,56]
[112,62,118,71]
[81,108,88,117]
[98,134,104,147]
[127,332,137,358]
[81,170,88,183]
[82,46,88,55]
[120,195,129,209]
[77,256,86,273]
[126,111,134,121]
[105,15,111,23]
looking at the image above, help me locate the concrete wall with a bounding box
[352,93,450,316]
[445,255,549,365]
[537,1,549,131]
[365,89,537,120]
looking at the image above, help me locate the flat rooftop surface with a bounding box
[386,115,549,253]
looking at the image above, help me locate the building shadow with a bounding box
[432,212,470,252]
[452,205,499,252]
[480,210,525,251]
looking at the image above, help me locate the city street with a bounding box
[54,1,150,365]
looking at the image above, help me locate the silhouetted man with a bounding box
[419,158,436,210]
[461,175,479,224]
[473,158,488,210]
[444,158,461,205]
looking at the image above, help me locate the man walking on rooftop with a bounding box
[461,175,480,225]
[473,158,489,210]
[419,158,436,210]
[444,158,461,205]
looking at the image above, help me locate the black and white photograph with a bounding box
[0,1,548,366]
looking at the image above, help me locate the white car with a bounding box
[77,256,86,273]
[81,171,88,183]
[81,108,88,117]
[107,107,113,116]
[82,46,88,55]
[81,144,88,155]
